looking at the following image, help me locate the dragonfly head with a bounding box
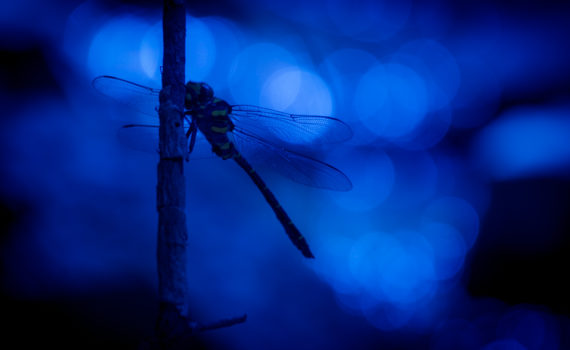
[185,81,214,109]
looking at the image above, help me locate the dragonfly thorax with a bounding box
[185,81,214,109]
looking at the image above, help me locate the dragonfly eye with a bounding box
[199,83,213,103]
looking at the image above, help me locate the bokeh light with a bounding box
[311,232,358,294]
[260,67,302,111]
[349,231,436,304]
[354,62,428,140]
[383,150,438,208]
[394,107,452,150]
[228,42,297,105]
[391,39,461,112]
[473,105,570,179]
[199,17,243,93]
[327,149,395,211]
[320,48,378,120]
[422,196,480,249]
[421,222,466,280]
[319,48,382,146]
[261,68,333,115]
[88,15,152,82]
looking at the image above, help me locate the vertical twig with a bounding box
[156,0,187,345]
[151,2,246,347]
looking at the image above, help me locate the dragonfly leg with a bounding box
[185,117,197,161]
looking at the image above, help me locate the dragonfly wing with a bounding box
[117,124,214,159]
[118,124,159,154]
[230,105,353,146]
[93,76,214,158]
[231,129,352,191]
[92,75,160,121]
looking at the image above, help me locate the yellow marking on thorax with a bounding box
[211,126,229,133]
[211,110,227,117]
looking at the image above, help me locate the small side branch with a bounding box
[190,314,248,332]
[150,305,246,348]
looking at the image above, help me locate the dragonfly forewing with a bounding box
[231,129,352,191]
[93,75,160,122]
[230,105,353,146]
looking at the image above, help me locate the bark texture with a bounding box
[153,3,246,347]
[156,0,187,345]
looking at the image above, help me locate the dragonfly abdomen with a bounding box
[194,100,237,159]
[233,153,314,258]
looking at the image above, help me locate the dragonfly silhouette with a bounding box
[93,75,352,258]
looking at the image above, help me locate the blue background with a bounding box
[1,0,570,349]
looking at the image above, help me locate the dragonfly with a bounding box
[92,75,352,258]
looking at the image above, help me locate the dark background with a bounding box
[1,0,570,349]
